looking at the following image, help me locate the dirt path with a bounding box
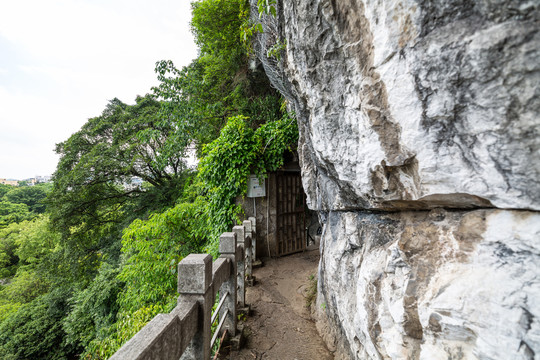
[222,249,334,360]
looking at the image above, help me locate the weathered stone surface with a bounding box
[253,0,540,358]
[243,220,252,235]
[278,0,540,211]
[211,257,231,299]
[316,209,540,359]
[219,232,237,255]
[109,314,180,360]
[233,225,246,244]
[110,301,199,360]
[177,254,212,295]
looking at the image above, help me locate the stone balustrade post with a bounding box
[109,219,258,360]
[233,225,246,307]
[218,232,237,336]
[243,220,253,280]
[248,216,256,261]
[177,254,213,360]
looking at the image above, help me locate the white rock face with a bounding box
[280,0,540,211]
[253,0,540,358]
[316,210,540,359]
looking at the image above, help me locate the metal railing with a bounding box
[110,217,256,360]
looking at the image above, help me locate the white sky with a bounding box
[0,0,198,180]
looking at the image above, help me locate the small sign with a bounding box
[247,175,266,198]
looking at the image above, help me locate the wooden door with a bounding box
[275,171,306,256]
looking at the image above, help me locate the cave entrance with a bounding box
[275,170,306,256]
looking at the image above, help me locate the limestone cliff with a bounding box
[253,0,540,359]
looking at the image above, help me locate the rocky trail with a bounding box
[220,249,333,360]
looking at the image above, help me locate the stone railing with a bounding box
[110,217,256,360]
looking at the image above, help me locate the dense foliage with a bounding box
[0,0,297,358]
[199,114,298,253]
[48,95,191,283]
[0,289,75,360]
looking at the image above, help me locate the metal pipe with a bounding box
[211,292,229,324]
[211,309,229,349]
[267,174,271,257]
[253,197,257,261]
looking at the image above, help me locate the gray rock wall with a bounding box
[317,209,540,359]
[283,0,539,212]
[253,0,540,358]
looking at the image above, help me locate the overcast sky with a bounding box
[0,0,198,180]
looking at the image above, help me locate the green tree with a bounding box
[0,216,59,321]
[0,201,32,229]
[2,185,48,214]
[191,0,247,58]
[0,302,21,324]
[48,95,189,280]
[0,222,21,278]
[63,263,123,352]
[11,215,59,267]
[81,198,208,358]
[0,288,76,360]
[0,184,12,198]
[0,269,48,304]
[154,0,282,156]
[118,197,208,312]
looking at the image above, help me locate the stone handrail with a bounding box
[110,217,256,360]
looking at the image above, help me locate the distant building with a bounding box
[23,178,37,186]
[35,175,52,184]
[0,175,51,187]
[0,178,18,186]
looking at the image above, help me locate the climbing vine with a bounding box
[257,0,277,17]
[199,113,298,254]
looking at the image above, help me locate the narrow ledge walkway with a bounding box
[222,249,334,360]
